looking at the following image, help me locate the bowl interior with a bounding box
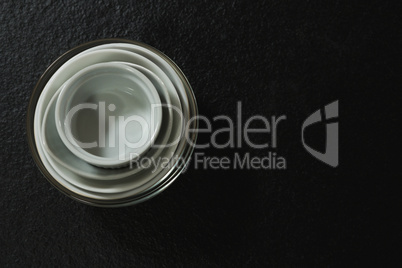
[41,62,175,181]
[56,63,162,166]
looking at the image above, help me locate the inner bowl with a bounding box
[55,62,162,168]
[41,62,175,181]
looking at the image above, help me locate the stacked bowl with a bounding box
[27,39,198,207]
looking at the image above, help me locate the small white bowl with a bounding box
[55,62,162,168]
[42,62,174,180]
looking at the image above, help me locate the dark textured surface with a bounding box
[0,0,400,266]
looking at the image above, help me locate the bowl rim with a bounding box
[26,38,198,207]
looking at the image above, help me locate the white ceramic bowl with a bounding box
[55,62,162,168]
[42,62,174,180]
[34,48,184,200]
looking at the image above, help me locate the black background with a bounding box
[0,0,400,266]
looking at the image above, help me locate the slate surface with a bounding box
[0,0,400,266]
